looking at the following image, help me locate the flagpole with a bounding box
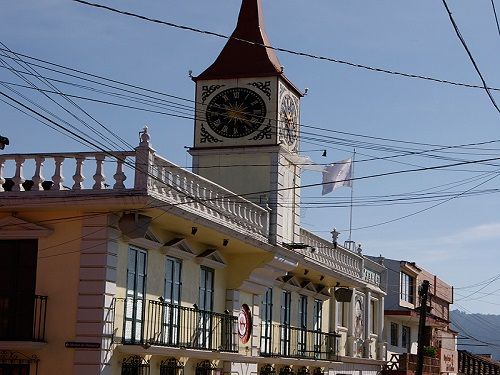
[348,149,356,243]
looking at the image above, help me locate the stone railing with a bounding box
[0,151,135,192]
[299,229,383,287]
[148,153,269,237]
[0,128,269,238]
[299,228,363,280]
[363,267,381,287]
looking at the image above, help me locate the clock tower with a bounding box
[190,0,303,245]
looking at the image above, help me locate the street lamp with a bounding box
[0,136,9,150]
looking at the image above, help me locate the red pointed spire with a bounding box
[195,0,283,80]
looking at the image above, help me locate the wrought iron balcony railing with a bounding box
[260,323,340,361]
[0,294,47,342]
[117,298,238,353]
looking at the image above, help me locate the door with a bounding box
[197,267,214,348]
[124,247,147,343]
[298,295,307,355]
[0,240,37,341]
[163,257,181,345]
[280,291,291,356]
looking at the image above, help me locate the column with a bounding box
[346,287,356,357]
[363,290,371,358]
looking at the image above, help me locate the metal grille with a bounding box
[160,358,184,375]
[260,364,276,375]
[121,356,150,375]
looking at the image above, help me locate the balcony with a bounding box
[0,295,47,342]
[260,323,340,361]
[116,298,238,353]
[383,353,440,375]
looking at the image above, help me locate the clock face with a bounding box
[280,93,298,146]
[206,87,267,138]
[238,304,252,344]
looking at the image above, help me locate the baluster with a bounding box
[72,155,85,190]
[193,183,200,209]
[32,156,45,191]
[165,170,173,197]
[0,158,5,192]
[12,156,26,191]
[113,156,126,189]
[51,156,64,190]
[92,154,106,190]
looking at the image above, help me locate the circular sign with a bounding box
[238,304,252,344]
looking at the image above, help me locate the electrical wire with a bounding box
[70,0,500,93]
[441,0,500,114]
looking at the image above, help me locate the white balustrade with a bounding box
[0,130,270,239]
[150,154,269,237]
[300,228,382,287]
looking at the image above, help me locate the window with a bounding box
[280,291,291,356]
[298,295,308,354]
[260,287,273,354]
[402,325,411,352]
[160,358,184,375]
[165,257,182,304]
[124,247,147,344]
[390,322,399,346]
[0,364,30,375]
[313,299,322,332]
[337,301,348,328]
[163,257,182,345]
[197,267,214,348]
[121,355,150,375]
[400,272,415,304]
[370,300,376,334]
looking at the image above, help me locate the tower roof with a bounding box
[195,0,283,81]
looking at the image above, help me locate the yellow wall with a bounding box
[0,211,83,374]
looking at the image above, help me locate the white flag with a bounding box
[322,158,353,195]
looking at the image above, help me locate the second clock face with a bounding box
[280,93,298,146]
[206,87,267,138]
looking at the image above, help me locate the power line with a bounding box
[71,0,500,94]
[441,0,500,114]
[491,0,500,39]
[3,49,500,159]
[5,76,500,172]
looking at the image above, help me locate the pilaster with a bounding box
[73,213,118,375]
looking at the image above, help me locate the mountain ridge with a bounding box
[450,310,500,361]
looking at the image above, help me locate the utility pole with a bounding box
[416,279,430,375]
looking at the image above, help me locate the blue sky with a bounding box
[1,0,499,314]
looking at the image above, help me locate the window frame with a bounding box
[400,272,415,304]
[390,322,399,347]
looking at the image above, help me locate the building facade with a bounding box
[374,258,458,375]
[0,2,389,375]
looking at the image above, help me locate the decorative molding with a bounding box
[161,238,196,260]
[201,84,225,103]
[195,248,227,269]
[0,216,53,239]
[200,123,222,144]
[129,235,163,251]
[251,123,273,141]
[248,81,271,100]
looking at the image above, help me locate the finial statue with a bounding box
[139,126,150,146]
[331,228,340,249]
